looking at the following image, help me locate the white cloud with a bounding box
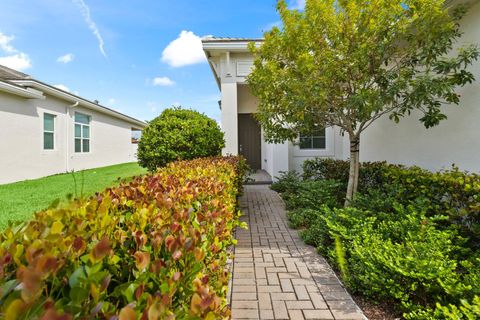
[152,76,175,86]
[54,84,70,92]
[0,33,16,53]
[72,0,107,58]
[107,98,116,105]
[161,31,207,67]
[57,53,74,64]
[0,53,32,71]
[0,32,32,71]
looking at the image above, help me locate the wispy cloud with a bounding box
[152,76,175,86]
[57,53,74,64]
[72,0,107,58]
[0,31,32,71]
[161,31,207,68]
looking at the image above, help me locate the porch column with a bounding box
[221,82,238,155]
[272,142,289,180]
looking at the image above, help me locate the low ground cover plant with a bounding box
[0,156,247,319]
[272,159,480,319]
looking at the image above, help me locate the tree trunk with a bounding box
[345,136,360,206]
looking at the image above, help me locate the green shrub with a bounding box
[282,179,343,211]
[270,171,302,194]
[0,156,245,319]
[302,158,390,194]
[138,108,225,171]
[302,158,480,247]
[287,208,321,229]
[313,203,479,318]
[405,296,480,319]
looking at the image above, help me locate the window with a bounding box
[131,128,142,144]
[75,112,90,153]
[43,113,56,150]
[299,127,326,149]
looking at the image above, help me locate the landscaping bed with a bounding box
[0,156,247,319]
[272,159,480,319]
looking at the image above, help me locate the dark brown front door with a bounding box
[238,114,262,170]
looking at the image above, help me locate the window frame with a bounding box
[298,127,326,150]
[43,113,56,151]
[74,112,91,153]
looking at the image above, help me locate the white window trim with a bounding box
[74,112,92,154]
[293,126,335,157]
[43,112,56,152]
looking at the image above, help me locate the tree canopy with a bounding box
[248,0,478,202]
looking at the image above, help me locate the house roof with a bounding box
[202,37,264,43]
[202,37,263,53]
[0,64,147,128]
[0,65,31,81]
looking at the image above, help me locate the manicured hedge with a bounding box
[303,158,480,246]
[273,159,480,319]
[0,156,247,319]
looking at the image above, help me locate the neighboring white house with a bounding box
[0,65,146,184]
[202,0,480,179]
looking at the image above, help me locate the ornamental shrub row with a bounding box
[302,158,480,247]
[273,159,480,319]
[0,156,247,319]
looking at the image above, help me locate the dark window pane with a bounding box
[44,114,54,131]
[313,137,326,149]
[299,137,312,149]
[44,132,54,150]
[75,113,90,124]
[313,127,326,137]
[82,126,90,139]
[75,124,81,138]
[83,139,90,153]
[75,139,82,152]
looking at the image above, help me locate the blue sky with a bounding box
[0,0,304,123]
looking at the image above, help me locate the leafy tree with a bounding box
[247,0,478,203]
[138,108,225,171]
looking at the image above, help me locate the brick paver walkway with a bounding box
[230,185,366,320]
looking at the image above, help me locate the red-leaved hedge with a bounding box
[0,156,247,319]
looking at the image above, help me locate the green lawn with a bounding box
[0,162,147,229]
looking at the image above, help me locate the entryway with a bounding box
[238,114,262,170]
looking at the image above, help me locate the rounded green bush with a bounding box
[138,108,225,171]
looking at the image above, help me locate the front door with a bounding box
[238,114,261,170]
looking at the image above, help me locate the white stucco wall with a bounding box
[0,92,140,184]
[68,104,137,171]
[359,1,480,172]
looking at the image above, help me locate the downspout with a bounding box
[65,101,79,172]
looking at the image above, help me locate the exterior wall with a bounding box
[288,127,344,172]
[0,92,139,184]
[359,1,480,172]
[68,104,137,171]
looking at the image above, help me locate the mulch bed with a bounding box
[352,294,402,320]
